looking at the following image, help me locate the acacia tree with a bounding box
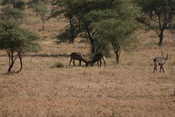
[85,0,137,63]
[51,0,116,51]
[0,20,39,73]
[0,0,26,9]
[135,0,175,46]
[30,1,49,31]
[1,7,25,24]
[92,18,136,64]
[49,0,82,43]
[0,0,25,24]
[51,0,137,63]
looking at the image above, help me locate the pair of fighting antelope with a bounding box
[69,52,168,72]
[69,52,106,67]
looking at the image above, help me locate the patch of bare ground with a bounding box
[0,14,175,117]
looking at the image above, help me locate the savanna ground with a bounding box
[0,11,175,117]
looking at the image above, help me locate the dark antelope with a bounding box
[69,52,88,66]
[88,53,106,67]
[153,54,168,72]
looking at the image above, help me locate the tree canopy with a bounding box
[51,0,137,63]
[0,20,39,72]
[135,0,175,46]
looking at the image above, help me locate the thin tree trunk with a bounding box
[8,51,15,73]
[78,18,81,32]
[157,13,165,47]
[7,50,11,67]
[112,42,121,64]
[69,18,75,43]
[41,18,45,31]
[158,29,165,46]
[42,21,45,31]
[115,49,121,64]
[85,25,95,53]
[89,39,95,54]
[12,0,16,8]
[17,52,23,72]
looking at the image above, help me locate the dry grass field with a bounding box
[0,12,175,117]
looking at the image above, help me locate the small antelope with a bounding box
[69,52,88,66]
[88,53,106,67]
[153,54,168,72]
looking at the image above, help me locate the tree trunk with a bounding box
[78,18,81,32]
[85,25,95,53]
[42,18,45,31]
[8,51,15,73]
[158,29,165,46]
[17,52,23,73]
[89,39,95,54]
[115,49,121,64]
[12,0,16,8]
[7,50,11,67]
[112,41,121,64]
[42,21,45,31]
[69,17,75,43]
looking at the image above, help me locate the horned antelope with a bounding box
[88,53,106,67]
[69,52,88,66]
[153,54,168,72]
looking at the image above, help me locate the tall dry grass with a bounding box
[0,9,175,117]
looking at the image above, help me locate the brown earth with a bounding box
[0,11,175,117]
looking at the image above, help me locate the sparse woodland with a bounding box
[0,0,175,117]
